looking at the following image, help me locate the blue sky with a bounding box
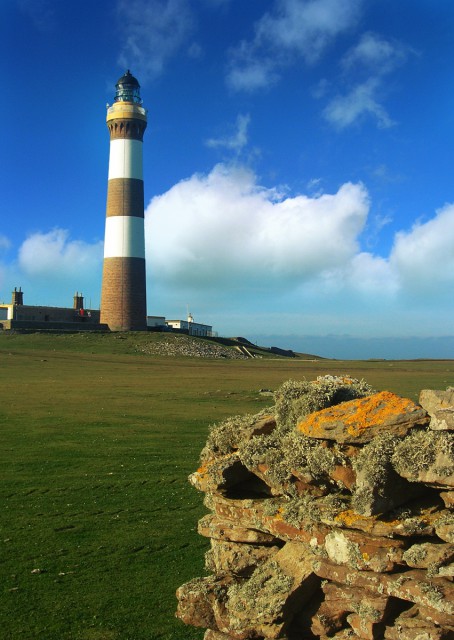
[2,0,454,358]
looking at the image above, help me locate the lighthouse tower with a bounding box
[100,70,148,331]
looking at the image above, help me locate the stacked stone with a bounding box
[176,377,454,640]
[135,334,247,359]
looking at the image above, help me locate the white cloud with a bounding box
[145,163,369,290]
[227,52,279,92]
[323,32,413,129]
[0,235,11,253]
[145,163,454,318]
[341,32,410,74]
[205,114,251,154]
[347,252,397,295]
[227,0,363,91]
[0,230,103,307]
[256,0,362,61]
[390,202,454,292]
[323,78,394,129]
[18,229,103,280]
[116,0,194,81]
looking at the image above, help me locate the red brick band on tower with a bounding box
[100,71,148,331]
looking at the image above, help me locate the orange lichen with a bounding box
[297,391,419,439]
[334,509,365,527]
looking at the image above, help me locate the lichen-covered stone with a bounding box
[225,541,320,639]
[392,430,454,488]
[313,560,454,615]
[275,375,375,431]
[417,604,454,627]
[237,430,356,497]
[430,408,454,431]
[419,388,454,416]
[200,410,277,462]
[384,616,452,640]
[435,516,454,543]
[178,381,454,640]
[310,600,349,636]
[308,581,394,639]
[297,391,429,444]
[206,539,280,577]
[402,542,454,571]
[323,528,405,572]
[440,491,454,508]
[198,513,278,545]
[204,630,238,640]
[352,434,428,516]
[190,454,255,493]
[176,575,233,630]
[205,492,447,543]
[347,612,383,640]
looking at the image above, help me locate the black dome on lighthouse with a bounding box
[116,70,140,88]
[114,70,142,104]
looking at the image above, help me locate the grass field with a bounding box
[1,332,454,640]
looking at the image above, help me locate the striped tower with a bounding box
[100,70,148,331]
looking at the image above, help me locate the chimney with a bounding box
[12,287,23,306]
[73,291,84,310]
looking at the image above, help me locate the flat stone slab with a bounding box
[205,492,448,541]
[419,388,454,416]
[430,408,454,431]
[402,542,454,570]
[297,391,429,444]
[392,430,454,488]
[206,538,280,577]
[313,560,454,615]
[198,513,279,544]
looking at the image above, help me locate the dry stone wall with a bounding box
[176,376,454,640]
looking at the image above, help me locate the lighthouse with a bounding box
[100,70,148,331]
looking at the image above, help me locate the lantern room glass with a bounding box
[114,72,142,105]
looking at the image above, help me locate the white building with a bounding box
[166,312,213,337]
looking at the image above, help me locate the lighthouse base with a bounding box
[100,257,147,331]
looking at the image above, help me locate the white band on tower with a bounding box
[108,139,143,180]
[103,216,146,258]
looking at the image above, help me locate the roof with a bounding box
[116,70,140,88]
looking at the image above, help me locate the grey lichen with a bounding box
[227,560,294,621]
[238,421,353,497]
[353,433,400,481]
[402,544,428,566]
[419,581,445,606]
[352,602,384,623]
[201,407,274,461]
[275,375,375,431]
[392,429,454,481]
[281,430,344,481]
[352,433,407,515]
[282,494,348,528]
[239,432,292,487]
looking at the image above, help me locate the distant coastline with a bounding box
[255,334,454,361]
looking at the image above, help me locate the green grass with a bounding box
[1,332,453,639]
